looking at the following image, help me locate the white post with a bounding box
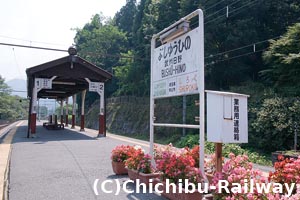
[80,90,86,131]
[31,84,37,114]
[149,37,155,165]
[30,79,38,135]
[72,95,76,115]
[198,9,205,176]
[99,90,105,135]
[71,94,76,129]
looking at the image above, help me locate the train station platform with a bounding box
[1,121,164,200]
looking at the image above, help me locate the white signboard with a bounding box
[35,78,52,91]
[88,81,105,115]
[89,82,104,95]
[152,27,202,98]
[207,91,249,143]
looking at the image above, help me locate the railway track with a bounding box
[0,124,8,131]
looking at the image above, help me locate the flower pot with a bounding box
[111,161,128,175]
[156,179,203,200]
[127,168,160,187]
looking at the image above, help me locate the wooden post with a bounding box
[65,97,69,127]
[80,90,86,131]
[215,143,223,173]
[71,94,76,129]
[98,90,105,136]
[60,100,64,124]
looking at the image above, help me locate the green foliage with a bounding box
[114,0,137,47]
[262,23,300,96]
[176,134,199,148]
[0,76,27,121]
[251,97,300,153]
[175,133,272,165]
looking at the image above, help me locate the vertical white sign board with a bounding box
[88,81,104,115]
[150,9,205,174]
[207,91,249,143]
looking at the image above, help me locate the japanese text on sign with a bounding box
[152,27,202,98]
[233,98,240,141]
[35,78,52,91]
[89,82,104,95]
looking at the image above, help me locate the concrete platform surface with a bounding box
[7,121,164,200]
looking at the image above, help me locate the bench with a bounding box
[43,123,64,130]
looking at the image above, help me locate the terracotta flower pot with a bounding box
[111,161,128,175]
[127,168,160,187]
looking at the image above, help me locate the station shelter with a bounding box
[26,47,112,137]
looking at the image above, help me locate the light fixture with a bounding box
[160,20,190,44]
[68,46,77,55]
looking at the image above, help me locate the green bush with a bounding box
[251,97,300,153]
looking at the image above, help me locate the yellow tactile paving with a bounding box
[0,121,22,200]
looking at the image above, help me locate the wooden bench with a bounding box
[43,123,64,130]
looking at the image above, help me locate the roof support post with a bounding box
[65,97,69,127]
[80,90,86,131]
[60,100,64,124]
[98,88,105,136]
[71,94,76,129]
[30,78,38,136]
[85,78,105,137]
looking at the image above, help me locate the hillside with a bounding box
[6,78,27,98]
[85,96,196,140]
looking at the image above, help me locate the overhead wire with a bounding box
[205,48,267,66]
[204,0,227,12]
[0,35,68,47]
[12,48,23,78]
[205,0,244,19]
[204,36,281,59]
[204,0,258,25]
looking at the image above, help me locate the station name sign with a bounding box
[152,27,202,98]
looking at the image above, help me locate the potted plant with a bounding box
[111,145,135,175]
[154,144,204,200]
[125,147,159,186]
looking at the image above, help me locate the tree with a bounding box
[0,76,27,121]
[74,13,128,98]
[262,23,300,96]
[114,0,137,48]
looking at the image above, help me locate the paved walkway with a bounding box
[7,121,165,200]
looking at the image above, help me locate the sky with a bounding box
[0,0,127,82]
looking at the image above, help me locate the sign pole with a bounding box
[198,9,205,176]
[150,38,155,165]
[215,143,223,172]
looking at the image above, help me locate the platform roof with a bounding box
[26,55,112,100]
